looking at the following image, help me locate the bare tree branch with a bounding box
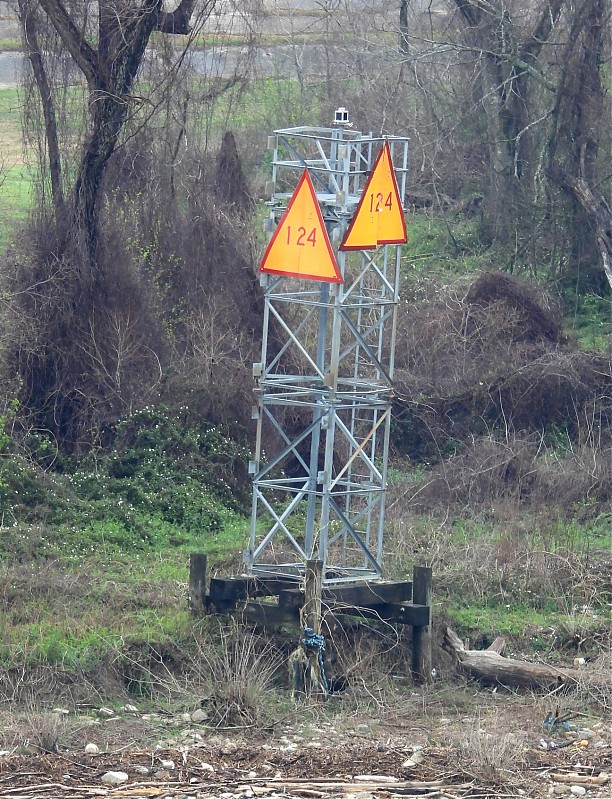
[520,0,564,63]
[158,0,200,34]
[37,0,98,86]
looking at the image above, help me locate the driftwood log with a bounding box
[443,627,584,690]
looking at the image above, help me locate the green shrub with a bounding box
[0,404,250,559]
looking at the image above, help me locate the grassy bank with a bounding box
[0,405,251,676]
[0,428,609,686]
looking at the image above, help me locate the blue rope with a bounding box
[301,626,329,693]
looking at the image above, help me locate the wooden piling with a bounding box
[189,553,207,614]
[304,559,323,633]
[411,565,432,683]
[302,559,325,698]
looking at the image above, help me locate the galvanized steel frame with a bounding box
[245,121,409,586]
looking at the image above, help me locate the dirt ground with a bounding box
[0,689,610,799]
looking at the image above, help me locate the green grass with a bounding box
[198,74,328,137]
[0,165,32,230]
[447,513,609,553]
[0,528,253,669]
[567,292,612,352]
[446,600,609,657]
[0,87,22,119]
[0,38,22,52]
[403,215,494,280]
[154,31,334,49]
[0,88,33,245]
[446,602,555,640]
[0,514,248,669]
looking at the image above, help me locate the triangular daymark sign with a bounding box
[340,140,407,251]
[260,170,342,283]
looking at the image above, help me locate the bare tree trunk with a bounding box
[546,0,609,289]
[35,0,203,265]
[548,169,612,291]
[73,94,140,266]
[18,0,65,218]
[399,0,409,54]
[452,0,563,243]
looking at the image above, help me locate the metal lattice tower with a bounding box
[245,115,409,586]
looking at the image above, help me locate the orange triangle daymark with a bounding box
[340,141,407,251]
[260,170,342,283]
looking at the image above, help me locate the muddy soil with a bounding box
[1,690,610,798]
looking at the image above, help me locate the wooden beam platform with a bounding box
[241,600,429,629]
[339,601,430,626]
[278,580,413,609]
[207,575,297,610]
[190,554,433,684]
[243,600,301,627]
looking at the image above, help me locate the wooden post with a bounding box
[411,565,432,683]
[304,559,323,633]
[189,553,207,614]
[302,559,325,698]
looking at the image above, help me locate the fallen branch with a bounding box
[550,772,610,786]
[443,627,584,690]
